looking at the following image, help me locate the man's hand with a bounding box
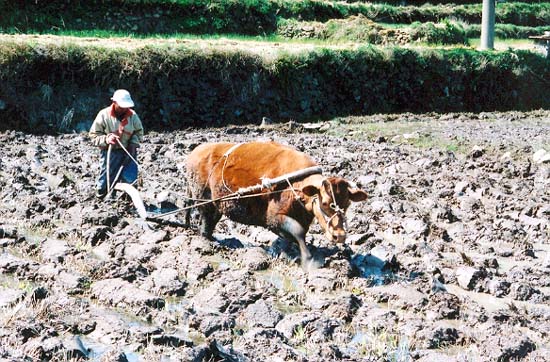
[106,133,119,145]
[128,143,138,156]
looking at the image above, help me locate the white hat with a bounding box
[111,89,134,108]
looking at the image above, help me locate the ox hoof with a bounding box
[198,231,216,241]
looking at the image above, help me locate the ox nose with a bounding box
[328,229,346,243]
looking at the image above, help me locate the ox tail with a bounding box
[183,179,193,227]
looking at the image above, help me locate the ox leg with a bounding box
[184,172,203,228]
[183,183,193,227]
[199,202,221,240]
[188,180,222,239]
[278,216,312,264]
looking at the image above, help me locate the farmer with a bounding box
[89,89,144,198]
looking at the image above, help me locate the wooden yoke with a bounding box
[235,166,323,195]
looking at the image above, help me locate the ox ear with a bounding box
[302,185,319,197]
[348,188,368,202]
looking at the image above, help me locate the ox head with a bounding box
[302,177,368,243]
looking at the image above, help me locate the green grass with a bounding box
[326,120,472,153]
[469,37,535,51]
[464,23,550,39]
[3,2,547,48]
[353,329,411,361]
[2,0,550,38]
[19,16,537,50]
[325,120,419,140]
[8,22,473,48]
[5,28,269,41]
[5,28,353,47]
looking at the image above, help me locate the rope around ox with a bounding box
[151,165,323,219]
[110,142,336,223]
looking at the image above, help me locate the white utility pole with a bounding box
[480,0,496,49]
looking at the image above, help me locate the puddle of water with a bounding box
[351,254,397,286]
[77,337,109,360]
[86,300,153,329]
[76,336,140,362]
[255,270,305,314]
[65,303,152,361]
[164,297,190,314]
[446,284,550,314]
[145,204,179,215]
[256,269,299,292]
[124,352,140,362]
[0,264,38,292]
[346,330,411,361]
[163,298,207,346]
[77,300,207,360]
[203,254,234,271]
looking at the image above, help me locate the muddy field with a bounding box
[0,111,549,361]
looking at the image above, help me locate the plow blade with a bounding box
[114,182,147,219]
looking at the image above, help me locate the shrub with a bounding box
[409,20,468,45]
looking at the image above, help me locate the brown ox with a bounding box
[185,141,368,264]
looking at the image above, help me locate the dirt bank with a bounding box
[0,111,549,361]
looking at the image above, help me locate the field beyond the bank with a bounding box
[0,0,549,132]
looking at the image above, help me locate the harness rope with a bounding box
[116,138,140,170]
[327,180,345,215]
[103,139,142,199]
[311,180,347,232]
[151,187,293,218]
[221,143,243,192]
[108,140,293,214]
[153,166,323,219]
[199,142,321,205]
[106,144,112,194]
